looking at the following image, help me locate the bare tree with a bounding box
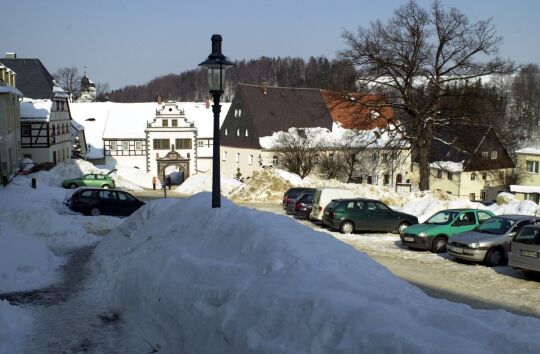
[95,82,110,102]
[271,128,323,178]
[53,66,82,97]
[340,0,514,190]
[318,152,345,180]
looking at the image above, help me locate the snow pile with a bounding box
[92,193,540,353]
[0,222,61,292]
[0,300,33,354]
[23,160,105,188]
[175,174,243,196]
[108,166,156,191]
[228,169,295,202]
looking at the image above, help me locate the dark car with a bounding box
[322,198,418,234]
[283,188,316,213]
[64,187,145,217]
[292,191,316,219]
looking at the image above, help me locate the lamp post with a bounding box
[199,34,234,208]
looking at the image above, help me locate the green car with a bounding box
[62,173,116,189]
[400,208,495,253]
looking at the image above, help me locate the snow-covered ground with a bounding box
[2,160,540,353]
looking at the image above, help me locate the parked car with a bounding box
[400,209,495,253]
[64,187,145,217]
[293,191,316,219]
[311,187,356,221]
[322,198,418,234]
[509,225,540,275]
[448,215,540,266]
[282,188,316,212]
[62,172,116,189]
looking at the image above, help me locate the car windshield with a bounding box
[425,211,459,225]
[476,218,515,235]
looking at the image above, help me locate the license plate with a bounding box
[450,246,463,254]
[404,237,415,242]
[521,250,539,258]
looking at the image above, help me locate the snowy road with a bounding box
[240,202,540,318]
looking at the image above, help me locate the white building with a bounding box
[0,63,23,184]
[0,56,76,165]
[70,100,230,182]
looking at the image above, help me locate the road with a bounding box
[239,202,540,318]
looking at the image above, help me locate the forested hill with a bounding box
[108,56,357,102]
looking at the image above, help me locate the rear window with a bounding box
[326,200,340,210]
[514,227,540,245]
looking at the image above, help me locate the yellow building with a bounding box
[510,148,540,203]
[0,63,23,185]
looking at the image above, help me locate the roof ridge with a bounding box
[238,83,322,92]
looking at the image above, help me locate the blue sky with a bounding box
[2,0,539,89]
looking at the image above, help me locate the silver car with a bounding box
[447,215,540,266]
[509,225,540,274]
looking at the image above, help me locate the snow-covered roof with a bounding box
[52,84,69,98]
[429,160,464,172]
[516,147,540,156]
[20,98,52,121]
[70,101,231,158]
[0,85,23,97]
[511,185,540,194]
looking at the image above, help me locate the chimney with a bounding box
[5,52,16,59]
[205,98,210,109]
[261,79,268,95]
[157,96,161,105]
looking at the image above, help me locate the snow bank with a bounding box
[0,222,61,293]
[175,174,243,196]
[23,160,105,188]
[107,166,156,191]
[229,169,294,202]
[0,300,33,354]
[92,193,540,353]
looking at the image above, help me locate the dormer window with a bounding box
[236,129,240,136]
[245,129,249,137]
[224,128,228,136]
[162,119,168,127]
[234,109,242,117]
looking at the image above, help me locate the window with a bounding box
[526,161,539,173]
[477,211,492,222]
[346,201,364,211]
[118,192,135,202]
[245,129,249,137]
[23,154,32,159]
[481,151,488,159]
[447,172,452,180]
[153,139,170,150]
[198,140,204,148]
[272,155,279,166]
[384,174,390,185]
[224,129,228,136]
[236,129,240,136]
[471,173,476,181]
[235,152,240,163]
[135,141,142,150]
[371,153,377,162]
[482,173,487,181]
[491,151,497,159]
[122,141,129,150]
[248,154,253,165]
[234,109,242,117]
[480,191,486,200]
[98,190,117,200]
[436,170,442,179]
[162,120,169,127]
[110,141,117,150]
[222,151,228,161]
[175,139,192,149]
[22,125,30,137]
[171,119,178,127]
[469,193,476,201]
[366,201,377,211]
[456,211,476,226]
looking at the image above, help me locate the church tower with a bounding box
[77,73,97,102]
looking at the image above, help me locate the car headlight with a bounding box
[418,232,427,237]
[471,242,480,249]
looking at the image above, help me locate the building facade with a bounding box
[0,63,23,184]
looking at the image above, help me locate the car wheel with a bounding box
[340,221,354,234]
[397,221,410,235]
[69,183,78,189]
[102,184,110,189]
[431,236,447,253]
[485,247,504,267]
[90,207,101,216]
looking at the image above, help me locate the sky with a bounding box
[2,0,540,90]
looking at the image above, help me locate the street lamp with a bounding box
[199,34,235,208]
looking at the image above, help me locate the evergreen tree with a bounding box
[71,137,84,159]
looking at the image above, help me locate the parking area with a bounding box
[241,202,540,318]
